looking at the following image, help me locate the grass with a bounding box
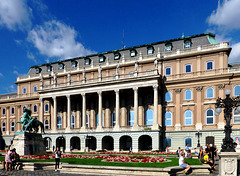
[0,156,202,168]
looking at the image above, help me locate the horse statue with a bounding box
[14,108,44,133]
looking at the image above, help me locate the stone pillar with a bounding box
[219,152,239,176]
[218,84,225,129]
[114,137,120,152]
[53,96,57,132]
[17,105,21,131]
[81,93,86,131]
[196,86,203,130]
[96,137,102,151]
[120,98,127,127]
[6,106,10,135]
[40,98,44,123]
[97,91,103,131]
[132,136,138,152]
[114,89,120,130]
[66,95,71,131]
[152,85,159,129]
[175,88,182,131]
[133,87,138,129]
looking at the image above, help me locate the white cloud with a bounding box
[27,51,37,63]
[207,0,240,29]
[229,42,240,63]
[13,70,25,77]
[5,85,16,93]
[0,0,32,31]
[0,73,3,77]
[28,20,95,59]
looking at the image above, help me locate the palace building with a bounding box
[0,33,240,152]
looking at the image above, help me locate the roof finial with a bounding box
[182,33,185,38]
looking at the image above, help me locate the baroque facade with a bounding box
[0,33,240,152]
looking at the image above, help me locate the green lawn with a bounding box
[0,156,202,168]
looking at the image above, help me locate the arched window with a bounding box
[22,106,26,113]
[165,111,172,126]
[128,110,134,126]
[206,109,214,125]
[11,121,15,132]
[206,87,214,98]
[45,103,49,112]
[165,138,172,147]
[111,111,116,127]
[57,115,62,129]
[33,86,37,93]
[86,114,89,127]
[33,105,38,113]
[145,109,153,126]
[2,122,6,132]
[185,89,192,100]
[44,119,49,129]
[165,92,172,102]
[234,85,240,96]
[185,138,192,147]
[2,108,6,115]
[184,110,192,125]
[22,87,27,94]
[71,115,75,128]
[11,107,15,115]
[233,108,240,124]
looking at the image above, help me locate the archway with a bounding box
[120,135,132,151]
[70,136,80,150]
[86,136,96,151]
[44,137,52,150]
[56,136,66,151]
[138,135,152,151]
[102,136,114,151]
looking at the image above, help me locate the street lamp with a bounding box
[195,130,202,147]
[215,89,240,152]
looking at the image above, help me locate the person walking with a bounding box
[54,147,61,171]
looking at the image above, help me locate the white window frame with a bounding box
[45,103,49,112]
[130,50,136,57]
[147,46,154,55]
[185,64,192,73]
[44,119,49,129]
[165,67,171,76]
[206,61,213,70]
[206,109,214,125]
[234,85,240,96]
[11,121,15,132]
[206,87,214,99]
[165,111,172,126]
[184,110,193,125]
[185,89,192,100]
[2,122,6,132]
[57,115,62,129]
[2,108,6,115]
[233,108,240,124]
[129,72,134,78]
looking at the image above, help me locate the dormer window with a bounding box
[184,40,192,48]
[84,58,91,65]
[147,46,154,55]
[35,67,41,74]
[165,43,172,51]
[47,65,52,72]
[58,63,64,70]
[71,61,77,68]
[114,53,121,60]
[99,55,106,63]
[130,49,137,57]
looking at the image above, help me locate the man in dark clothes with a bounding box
[209,144,215,164]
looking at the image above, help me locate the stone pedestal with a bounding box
[11,132,46,155]
[219,152,239,176]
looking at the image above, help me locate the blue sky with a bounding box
[0,0,239,94]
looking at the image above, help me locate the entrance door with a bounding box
[206,136,214,146]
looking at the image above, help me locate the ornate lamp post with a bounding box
[195,130,202,147]
[215,89,240,152]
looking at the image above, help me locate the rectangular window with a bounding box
[165,67,171,76]
[185,64,192,73]
[207,61,213,70]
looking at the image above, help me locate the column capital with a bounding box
[52,96,57,100]
[81,93,86,97]
[133,87,138,92]
[153,84,159,90]
[175,88,182,93]
[66,94,71,99]
[115,89,120,94]
[218,84,225,89]
[196,86,203,91]
[97,91,102,96]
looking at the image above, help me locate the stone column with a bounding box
[81,93,86,131]
[96,137,102,151]
[97,91,103,131]
[53,96,57,132]
[66,95,71,131]
[114,89,120,130]
[133,87,138,129]
[196,86,203,130]
[17,105,21,131]
[6,106,10,135]
[152,85,159,129]
[113,136,120,152]
[40,97,44,123]
[218,84,225,129]
[175,88,182,131]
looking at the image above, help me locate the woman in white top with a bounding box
[179,152,191,174]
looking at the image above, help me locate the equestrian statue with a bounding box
[14,108,44,133]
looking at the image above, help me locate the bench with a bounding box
[168,165,210,176]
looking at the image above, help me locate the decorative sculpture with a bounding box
[14,108,44,133]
